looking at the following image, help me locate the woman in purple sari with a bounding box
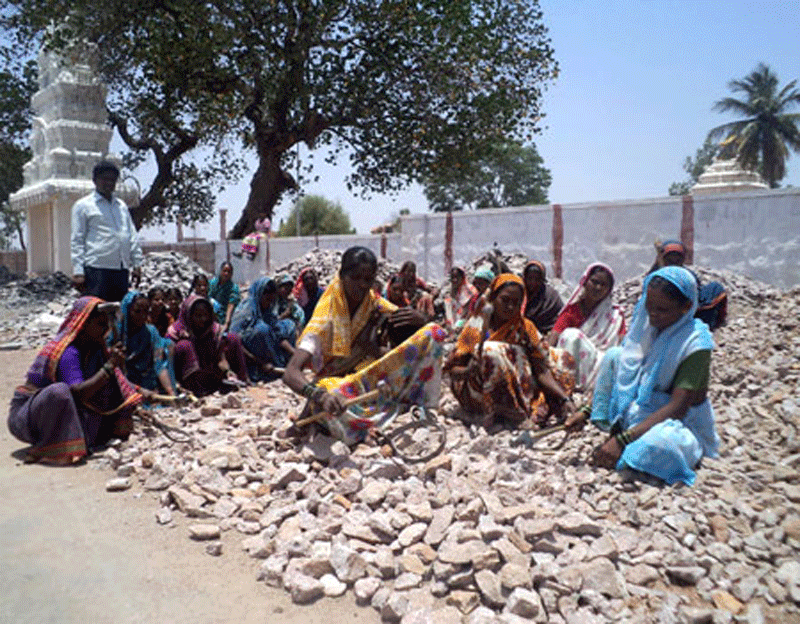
[166,295,249,396]
[7,297,143,465]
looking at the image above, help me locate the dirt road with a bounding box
[0,348,376,624]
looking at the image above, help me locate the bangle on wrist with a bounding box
[623,429,634,444]
[615,429,634,447]
[580,405,592,417]
[302,383,316,399]
[103,363,114,378]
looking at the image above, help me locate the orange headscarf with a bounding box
[452,274,544,360]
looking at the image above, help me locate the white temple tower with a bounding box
[691,157,768,195]
[9,45,135,275]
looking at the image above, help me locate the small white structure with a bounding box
[9,45,135,275]
[691,157,768,195]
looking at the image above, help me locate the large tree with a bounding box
[2,2,246,230]
[276,194,353,237]
[424,140,551,211]
[2,0,558,237]
[0,60,37,249]
[668,137,719,196]
[708,63,800,188]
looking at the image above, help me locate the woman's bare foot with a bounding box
[30,453,84,466]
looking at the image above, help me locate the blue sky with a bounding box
[142,0,800,241]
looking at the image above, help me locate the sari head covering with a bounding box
[277,273,294,287]
[166,294,223,346]
[117,291,169,390]
[445,266,478,329]
[473,266,496,283]
[292,268,314,307]
[229,277,277,336]
[449,266,477,301]
[300,274,396,363]
[522,260,563,331]
[22,296,142,407]
[523,260,547,281]
[26,296,105,387]
[608,266,713,426]
[453,274,543,359]
[661,239,686,258]
[209,264,241,321]
[385,273,410,307]
[560,262,624,351]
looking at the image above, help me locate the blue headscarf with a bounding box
[115,290,170,391]
[608,266,714,426]
[230,277,278,337]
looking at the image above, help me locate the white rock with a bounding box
[188,524,221,541]
[353,576,382,605]
[506,587,542,619]
[330,542,367,583]
[320,573,347,597]
[284,571,324,604]
[398,522,427,548]
[105,477,131,492]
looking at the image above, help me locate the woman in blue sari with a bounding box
[275,273,305,332]
[209,261,241,331]
[115,291,175,395]
[230,277,297,381]
[567,266,719,486]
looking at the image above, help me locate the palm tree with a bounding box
[708,63,800,188]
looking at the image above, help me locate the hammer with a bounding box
[295,380,389,427]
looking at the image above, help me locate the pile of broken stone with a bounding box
[0,252,211,348]
[91,264,800,624]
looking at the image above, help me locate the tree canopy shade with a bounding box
[708,63,800,188]
[0,62,37,249]
[276,195,353,237]
[668,137,719,196]
[2,1,246,230]
[1,0,558,237]
[424,141,551,211]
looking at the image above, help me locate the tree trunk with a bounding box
[229,147,295,239]
[129,192,160,230]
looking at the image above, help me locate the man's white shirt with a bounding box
[71,191,143,275]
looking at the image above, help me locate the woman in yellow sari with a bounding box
[283,247,447,444]
[444,274,576,428]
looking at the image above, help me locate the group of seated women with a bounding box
[8,244,721,486]
[4,260,319,464]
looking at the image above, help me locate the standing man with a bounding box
[71,160,143,302]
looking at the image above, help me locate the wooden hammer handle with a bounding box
[295,387,383,427]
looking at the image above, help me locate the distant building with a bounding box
[9,44,136,275]
[691,157,768,195]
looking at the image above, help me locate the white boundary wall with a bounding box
[692,191,800,289]
[400,189,800,288]
[216,233,401,285]
[206,189,799,290]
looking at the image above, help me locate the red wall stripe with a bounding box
[681,195,694,265]
[444,210,454,276]
[552,204,563,279]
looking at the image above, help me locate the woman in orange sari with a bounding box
[444,274,576,428]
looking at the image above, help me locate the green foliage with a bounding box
[668,137,719,196]
[276,195,353,237]
[1,0,558,237]
[424,141,551,211]
[2,3,246,229]
[0,61,37,249]
[708,63,800,188]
